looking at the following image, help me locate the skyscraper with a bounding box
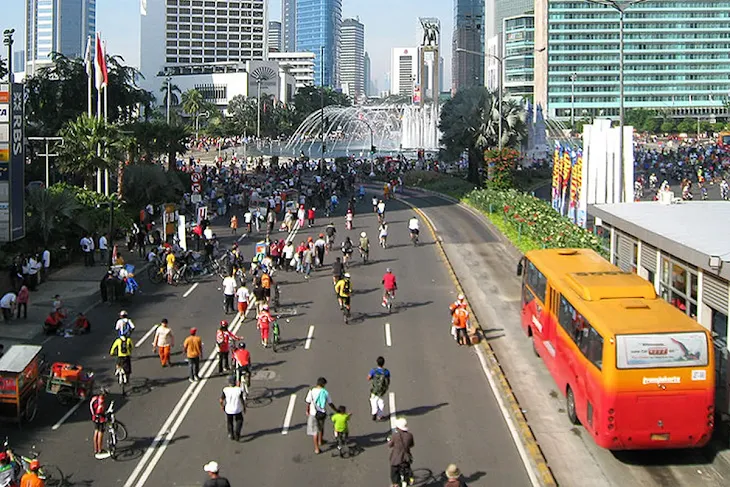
[281,0,296,52]
[364,51,371,97]
[485,0,534,91]
[340,18,365,98]
[452,0,485,93]
[390,47,417,96]
[295,0,342,87]
[25,0,96,74]
[139,0,267,93]
[268,21,282,53]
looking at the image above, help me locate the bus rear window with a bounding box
[616,332,708,369]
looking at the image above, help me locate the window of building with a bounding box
[660,257,698,318]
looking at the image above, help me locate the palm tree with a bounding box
[58,114,126,187]
[26,188,81,246]
[160,80,182,107]
[181,88,204,137]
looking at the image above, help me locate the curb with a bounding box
[396,192,557,487]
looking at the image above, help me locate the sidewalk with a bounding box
[0,253,149,348]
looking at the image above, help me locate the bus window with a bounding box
[522,285,535,307]
[558,296,603,370]
[526,261,547,302]
[583,327,604,371]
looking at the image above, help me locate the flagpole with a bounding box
[103,40,109,196]
[86,35,92,117]
[96,34,102,194]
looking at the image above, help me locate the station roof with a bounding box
[589,201,730,281]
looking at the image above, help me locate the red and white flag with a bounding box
[94,32,108,90]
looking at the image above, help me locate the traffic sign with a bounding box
[191,172,202,183]
[197,206,207,223]
[191,193,202,204]
[191,182,202,193]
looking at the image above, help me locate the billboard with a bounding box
[0,83,25,242]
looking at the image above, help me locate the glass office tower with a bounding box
[296,0,342,87]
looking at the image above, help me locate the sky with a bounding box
[3,0,454,92]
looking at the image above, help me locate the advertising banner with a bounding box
[10,83,25,241]
[616,332,709,370]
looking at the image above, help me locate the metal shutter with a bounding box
[703,274,729,315]
[616,233,633,272]
[640,243,657,272]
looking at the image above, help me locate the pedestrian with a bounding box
[331,405,352,457]
[41,247,50,283]
[388,418,415,487]
[444,464,468,487]
[304,377,337,454]
[244,209,253,233]
[222,273,237,314]
[183,327,203,382]
[152,319,174,367]
[302,245,313,279]
[90,388,110,459]
[297,204,306,228]
[165,248,175,285]
[202,461,231,487]
[230,215,238,235]
[99,233,109,266]
[452,305,470,346]
[19,458,44,487]
[16,282,29,320]
[282,241,295,272]
[80,234,93,266]
[236,285,250,317]
[0,292,16,322]
[307,207,316,227]
[216,321,239,374]
[220,375,246,441]
[314,234,326,267]
[368,356,391,421]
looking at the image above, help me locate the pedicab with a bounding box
[45,362,95,406]
[0,344,43,424]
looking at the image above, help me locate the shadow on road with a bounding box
[397,402,449,418]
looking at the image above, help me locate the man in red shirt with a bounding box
[232,342,251,386]
[257,305,274,347]
[216,321,240,375]
[90,388,110,459]
[452,306,470,346]
[381,268,397,307]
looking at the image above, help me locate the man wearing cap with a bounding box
[184,328,203,382]
[202,461,231,487]
[220,375,247,441]
[19,459,44,487]
[0,449,17,487]
[444,464,467,487]
[388,417,415,487]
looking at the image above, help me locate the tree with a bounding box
[660,119,677,134]
[160,80,182,108]
[181,88,204,135]
[292,86,351,128]
[25,187,81,246]
[676,118,696,134]
[439,86,526,185]
[57,114,126,186]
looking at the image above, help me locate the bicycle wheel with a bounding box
[118,369,127,396]
[39,464,64,487]
[243,373,251,395]
[112,420,128,441]
[148,266,163,284]
[183,267,194,284]
[23,393,38,423]
[106,426,118,458]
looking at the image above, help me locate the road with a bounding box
[7,193,531,486]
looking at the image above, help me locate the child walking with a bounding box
[331,405,352,457]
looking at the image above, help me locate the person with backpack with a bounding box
[110,335,134,391]
[368,356,391,421]
[334,273,353,315]
[90,387,110,459]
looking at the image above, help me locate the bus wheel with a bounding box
[566,387,580,425]
[531,334,539,357]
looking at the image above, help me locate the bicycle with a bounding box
[147,264,166,284]
[105,400,128,460]
[4,437,65,487]
[171,263,193,285]
[359,247,369,264]
[271,317,281,353]
[410,230,419,246]
[114,362,128,396]
[342,303,351,325]
[384,290,395,314]
[235,366,251,395]
[394,462,414,487]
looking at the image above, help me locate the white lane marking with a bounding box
[51,398,84,430]
[385,323,392,347]
[136,325,159,347]
[182,283,199,298]
[389,392,397,430]
[123,313,242,487]
[281,394,297,435]
[304,325,315,350]
[237,232,248,242]
[285,220,301,244]
[474,345,541,487]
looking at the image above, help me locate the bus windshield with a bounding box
[616,332,709,369]
[723,135,730,146]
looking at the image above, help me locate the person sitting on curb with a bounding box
[43,310,65,335]
[71,312,91,335]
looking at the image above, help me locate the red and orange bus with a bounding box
[518,248,714,450]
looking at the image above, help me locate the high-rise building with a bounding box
[452,0,485,93]
[295,0,342,87]
[340,18,365,98]
[268,21,282,53]
[139,0,267,94]
[282,0,296,52]
[533,1,730,119]
[364,51,371,97]
[25,0,96,75]
[390,47,417,96]
[269,51,316,89]
[485,0,533,91]
[502,14,534,100]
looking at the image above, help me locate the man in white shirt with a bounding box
[99,234,109,266]
[88,236,95,265]
[220,375,246,441]
[236,285,250,318]
[222,274,237,315]
[80,235,92,266]
[0,292,16,321]
[203,227,214,241]
[41,248,50,282]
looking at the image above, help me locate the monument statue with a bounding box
[420,19,440,47]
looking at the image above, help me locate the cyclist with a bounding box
[332,257,344,285]
[325,222,337,251]
[408,215,420,243]
[359,231,370,262]
[232,341,252,386]
[114,310,135,338]
[0,449,17,487]
[109,334,134,394]
[345,208,354,230]
[377,199,386,223]
[257,304,274,348]
[341,237,354,267]
[330,192,339,211]
[90,387,110,459]
[216,321,240,375]
[378,221,389,248]
[372,195,379,213]
[358,184,366,200]
[19,459,43,487]
[334,272,353,315]
[382,268,397,308]
[388,417,414,487]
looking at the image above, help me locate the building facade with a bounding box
[281,0,296,52]
[268,51,315,89]
[534,0,730,120]
[503,14,535,100]
[390,47,417,96]
[340,18,365,98]
[268,20,282,53]
[485,0,533,91]
[139,0,268,95]
[364,51,371,96]
[452,0,485,93]
[25,0,96,75]
[295,0,342,87]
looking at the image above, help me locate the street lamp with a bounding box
[3,29,14,84]
[570,72,578,129]
[585,0,648,201]
[456,47,545,152]
[194,111,209,140]
[165,76,172,124]
[256,78,262,139]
